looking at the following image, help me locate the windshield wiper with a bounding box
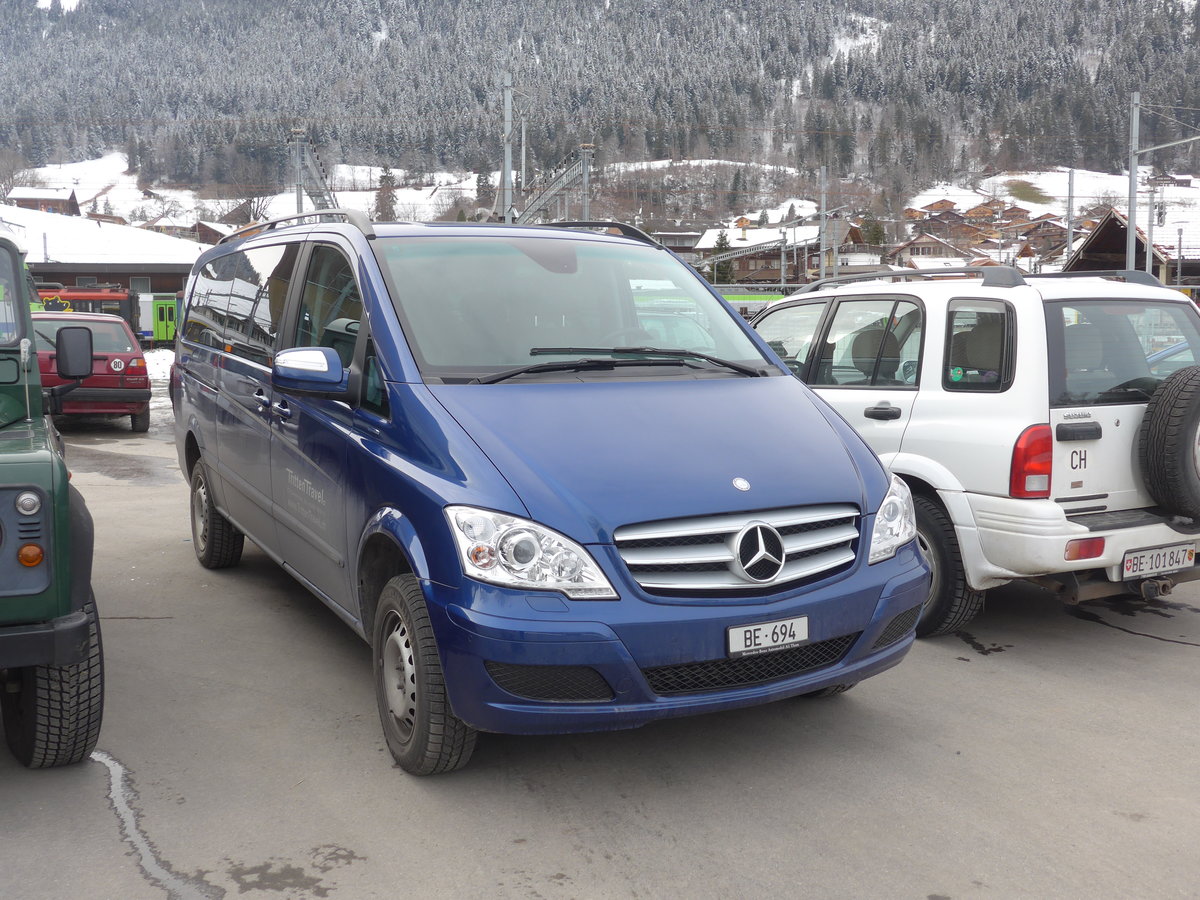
[472,357,708,385]
[529,346,767,377]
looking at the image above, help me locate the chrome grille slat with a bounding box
[615,506,860,594]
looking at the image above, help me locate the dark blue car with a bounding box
[172,212,928,774]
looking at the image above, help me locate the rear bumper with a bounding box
[426,547,928,735]
[60,387,151,414]
[958,492,1200,589]
[0,610,91,669]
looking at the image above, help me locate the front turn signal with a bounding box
[18,544,44,567]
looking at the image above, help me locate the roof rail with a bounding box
[218,208,376,245]
[1029,269,1163,287]
[538,220,661,247]
[795,265,1026,294]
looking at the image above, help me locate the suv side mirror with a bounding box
[55,326,94,380]
[272,346,349,394]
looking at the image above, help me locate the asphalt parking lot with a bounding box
[2,389,1199,899]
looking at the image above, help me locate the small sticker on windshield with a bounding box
[949,366,964,382]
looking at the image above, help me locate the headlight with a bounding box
[446,506,618,599]
[868,475,917,564]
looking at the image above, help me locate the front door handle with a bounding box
[864,404,903,420]
[271,399,292,421]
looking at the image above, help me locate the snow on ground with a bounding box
[144,349,174,380]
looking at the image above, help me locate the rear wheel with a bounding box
[190,462,243,568]
[914,494,985,637]
[130,407,150,432]
[373,575,476,775]
[1,598,104,767]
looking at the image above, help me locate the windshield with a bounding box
[1046,298,1200,407]
[374,235,767,382]
[0,246,21,347]
[33,318,134,353]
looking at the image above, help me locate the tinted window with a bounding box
[183,255,237,348]
[0,252,19,345]
[224,244,297,366]
[291,245,363,367]
[1047,299,1200,407]
[944,299,1011,392]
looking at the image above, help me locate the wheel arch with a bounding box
[355,508,428,641]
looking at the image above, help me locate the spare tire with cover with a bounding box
[1138,365,1200,519]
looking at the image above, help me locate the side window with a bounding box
[753,303,826,378]
[361,339,390,418]
[291,245,363,367]
[944,299,1012,392]
[812,298,920,388]
[224,243,298,366]
[182,257,235,348]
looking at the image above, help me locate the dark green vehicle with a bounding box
[0,226,103,767]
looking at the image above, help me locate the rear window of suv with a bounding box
[1046,299,1200,407]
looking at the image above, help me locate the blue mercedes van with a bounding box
[171,212,928,774]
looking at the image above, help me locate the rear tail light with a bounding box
[128,358,146,369]
[1010,424,1052,498]
[1065,538,1106,561]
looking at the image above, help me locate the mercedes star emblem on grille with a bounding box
[733,522,786,583]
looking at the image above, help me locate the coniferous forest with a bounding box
[1,0,1197,210]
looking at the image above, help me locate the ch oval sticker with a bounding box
[732,477,751,492]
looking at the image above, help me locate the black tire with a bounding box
[130,407,150,432]
[802,683,857,698]
[372,575,476,775]
[1138,366,1200,518]
[913,494,985,637]
[189,462,243,568]
[2,598,104,767]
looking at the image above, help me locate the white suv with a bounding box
[753,268,1200,635]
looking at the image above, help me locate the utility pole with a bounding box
[1065,168,1075,262]
[580,144,593,219]
[1145,182,1156,275]
[502,72,513,224]
[293,129,305,215]
[1127,92,1140,270]
[818,165,827,280]
[1179,227,1185,286]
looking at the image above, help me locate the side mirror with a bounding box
[55,326,94,380]
[272,346,348,394]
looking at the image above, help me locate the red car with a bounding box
[32,311,152,431]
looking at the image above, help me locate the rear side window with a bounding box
[944,299,1012,392]
[291,245,363,367]
[1046,299,1200,407]
[812,297,921,387]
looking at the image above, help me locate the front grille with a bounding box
[485,661,614,702]
[18,517,42,541]
[642,632,860,695]
[871,605,921,650]
[614,505,860,594]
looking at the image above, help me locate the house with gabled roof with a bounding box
[921,199,957,214]
[7,186,81,216]
[888,231,977,265]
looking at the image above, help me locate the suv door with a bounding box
[804,296,923,459]
[270,241,362,612]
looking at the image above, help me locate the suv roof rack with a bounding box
[1028,269,1164,287]
[538,221,661,247]
[219,208,376,245]
[795,265,1026,293]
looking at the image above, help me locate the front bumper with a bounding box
[426,545,928,735]
[0,610,91,669]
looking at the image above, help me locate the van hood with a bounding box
[429,377,877,543]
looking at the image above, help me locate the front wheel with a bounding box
[190,462,243,568]
[1,598,104,767]
[373,575,476,775]
[913,494,985,637]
